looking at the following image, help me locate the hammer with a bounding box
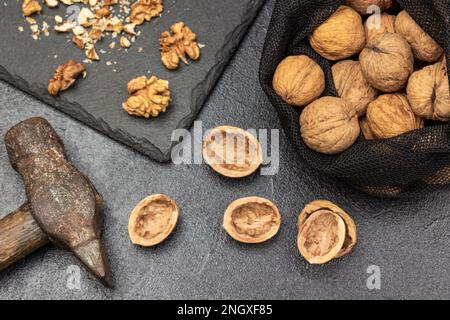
[0,117,112,287]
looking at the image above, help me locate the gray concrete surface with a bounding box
[1,1,450,300]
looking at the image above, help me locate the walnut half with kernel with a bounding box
[122,75,171,118]
[160,22,201,70]
[48,60,86,96]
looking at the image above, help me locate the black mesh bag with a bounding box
[259,0,450,197]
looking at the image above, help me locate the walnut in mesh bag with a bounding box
[346,0,393,15]
[160,22,201,70]
[122,76,171,118]
[48,60,86,96]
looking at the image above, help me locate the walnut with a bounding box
[223,197,281,244]
[272,55,325,107]
[359,117,375,140]
[160,22,201,70]
[366,94,424,139]
[129,0,163,25]
[309,6,366,61]
[298,200,357,263]
[395,11,443,62]
[300,97,360,154]
[128,194,179,247]
[345,0,393,15]
[359,32,413,92]
[407,59,450,121]
[364,13,396,44]
[122,75,171,118]
[48,60,86,96]
[203,126,263,178]
[332,60,378,116]
[22,0,42,17]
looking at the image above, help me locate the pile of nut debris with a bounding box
[20,0,163,62]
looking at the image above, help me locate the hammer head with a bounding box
[5,117,112,287]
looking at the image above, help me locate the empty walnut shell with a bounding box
[360,32,413,92]
[366,94,424,139]
[309,6,366,61]
[128,194,179,247]
[203,126,263,178]
[395,11,443,63]
[223,197,281,244]
[364,13,396,44]
[272,55,325,107]
[346,0,393,15]
[407,60,450,122]
[332,60,378,116]
[298,200,357,260]
[300,97,360,154]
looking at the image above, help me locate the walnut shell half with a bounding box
[203,126,263,178]
[346,0,393,15]
[309,6,366,61]
[407,59,450,121]
[360,32,413,92]
[366,93,424,139]
[395,11,443,63]
[128,194,179,247]
[298,200,357,260]
[332,60,378,116]
[300,97,360,154]
[223,197,281,244]
[272,55,325,107]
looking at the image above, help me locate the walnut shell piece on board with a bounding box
[272,55,325,107]
[223,197,281,244]
[332,60,378,116]
[299,97,360,154]
[128,194,179,247]
[203,126,263,178]
[359,32,413,92]
[346,0,393,15]
[48,60,86,96]
[309,6,366,61]
[407,60,450,121]
[395,11,444,63]
[298,200,357,260]
[366,94,424,139]
[364,13,396,44]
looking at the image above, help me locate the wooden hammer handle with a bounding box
[0,203,49,272]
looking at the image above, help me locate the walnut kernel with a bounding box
[346,0,393,15]
[300,97,360,154]
[366,94,424,139]
[123,75,171,118]
[332,60,378,116]
[395,11,443,63]
[203,126,263,178]
[272,55,325,107]
[223,197,281,244]
[48,60,86,96]
[22,0,42,17]
[129,0,163,25]
[360,32,413,92]
[128,194,179,247]
[309,6,366,61]
[160,22,201,70]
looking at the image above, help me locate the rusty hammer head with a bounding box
[3,117,112,287]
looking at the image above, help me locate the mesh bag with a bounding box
[259,0,450,198]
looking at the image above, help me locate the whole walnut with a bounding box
[364,13,396,44]
[359,32,413,92]
[332,60,378,116]
[407,59,450,121]
[359,117,375,140]
[300,97,360,154]
[366,94,424,139]
[272,55,325,107]
[395,11,443,63]
[346,0,393,15]
[309,6,366,61]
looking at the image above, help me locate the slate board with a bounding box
[0,0,265,162]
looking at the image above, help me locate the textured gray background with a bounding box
[0,0,450,300]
